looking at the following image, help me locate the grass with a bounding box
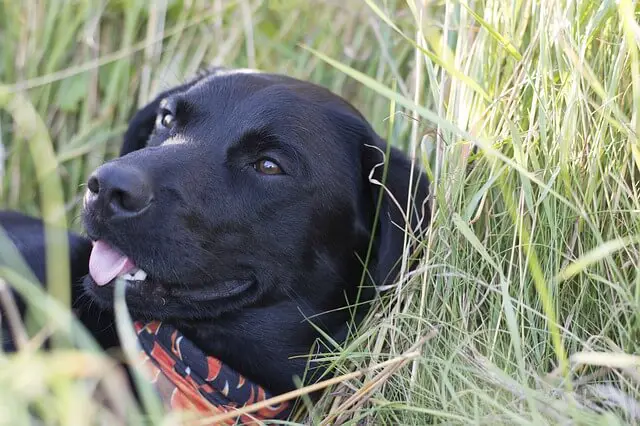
[1,0,639,424]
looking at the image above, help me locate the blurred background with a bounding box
[1,1,639,425]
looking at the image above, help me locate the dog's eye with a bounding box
[253,158,283,175]
[159,111,176,129]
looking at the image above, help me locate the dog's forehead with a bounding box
[158,69,365,161]
[174,71,336,128]
[182,69,355,114]
[186,68,298,101]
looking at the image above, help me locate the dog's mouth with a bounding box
[87,239,254,303]
[89,240,148,286]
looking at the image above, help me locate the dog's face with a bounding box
[82,68,429,338]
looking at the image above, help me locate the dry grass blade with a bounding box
[189,350,423,426]
[328,329,438,425]
[570,352,640,370]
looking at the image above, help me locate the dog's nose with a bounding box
[86,163,153,218]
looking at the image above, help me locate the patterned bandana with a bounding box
[134,321,291,425]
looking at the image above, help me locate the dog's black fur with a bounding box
[0,68,430,396]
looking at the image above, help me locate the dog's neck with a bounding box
[172,288,370,395]
[170,239,377,394]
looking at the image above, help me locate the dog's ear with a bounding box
[120,67,225,156]
[326,104,431,287]
[359,129,431,287]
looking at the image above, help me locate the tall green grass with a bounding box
[1,1,638,424]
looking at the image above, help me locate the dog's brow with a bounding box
[159,97,194,117]
[162,135,190,146]
[234,129,283,150]
[238,130,305,174]
[228,128,299,161]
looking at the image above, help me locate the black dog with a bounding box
[1,68,430,397]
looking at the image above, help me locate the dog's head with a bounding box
[82,67,429,333]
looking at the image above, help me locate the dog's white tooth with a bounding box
[133,269,147,281]
[121,273,135,280]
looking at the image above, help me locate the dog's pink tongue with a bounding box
[89,240,135,286]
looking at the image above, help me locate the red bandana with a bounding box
[134,321,291,425]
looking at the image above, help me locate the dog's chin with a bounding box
[83,274,256,321]
[83,273,169,318]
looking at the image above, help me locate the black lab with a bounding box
[1,67,430,397]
